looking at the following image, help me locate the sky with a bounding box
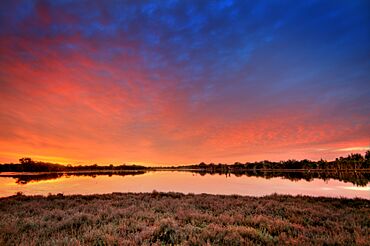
[0,0,369,166]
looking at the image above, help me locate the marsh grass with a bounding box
[0,192,369,245]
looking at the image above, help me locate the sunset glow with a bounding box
[0,1,369,165]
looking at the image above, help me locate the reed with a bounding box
[0,192,369,245]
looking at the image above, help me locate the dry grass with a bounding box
[0,192,369,245]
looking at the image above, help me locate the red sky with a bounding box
[0,1,369,165]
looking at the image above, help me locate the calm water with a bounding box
[0,171,369,199]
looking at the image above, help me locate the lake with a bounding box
[0,171,369,199]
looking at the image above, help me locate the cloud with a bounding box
[334,147,370,152]
[0,0,369,164]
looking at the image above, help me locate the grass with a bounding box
[0,192,369,245]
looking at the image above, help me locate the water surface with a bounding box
[0,171,369,199]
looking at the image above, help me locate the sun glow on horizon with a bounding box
[1,147,369,167]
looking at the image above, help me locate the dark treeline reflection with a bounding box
[190,170,370,187]
[1,170,369,186]
[1,171,146,185]
[0,153,369,186]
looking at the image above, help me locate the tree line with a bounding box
[0,157,147,172]
[174,151,370,171]
[0,152,369,173]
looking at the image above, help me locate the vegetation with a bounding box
[0,171,146,185]
[0,192,369,245]
[177,151,370,171]
[1,152,369,174]
[2,169,369,187]
[192,169,370,186]
[0,158,148,173]
[1,153,369,187]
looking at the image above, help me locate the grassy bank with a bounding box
[0,192,369,245]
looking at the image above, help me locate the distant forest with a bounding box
[0,152,369,173]
[175,152,370,172]
[0,158,147,172]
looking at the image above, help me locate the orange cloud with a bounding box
[0,7,369,166]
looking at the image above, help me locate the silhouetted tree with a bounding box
[364,151,370,168]
[365,151,370,161]
[19,157,34,165]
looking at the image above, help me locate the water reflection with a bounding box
[0,171,369,199]
[1,170,369,186]
[0,171,146,185]
[192,170,370,186]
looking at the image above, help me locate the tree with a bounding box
[19,157,34,165]
[365,151,370,168]
[365,151,370,161]
[199,162,207,169]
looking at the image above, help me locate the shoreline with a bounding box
[1,192,369,245]
[1,169,369,189]
[1,168,370,173]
